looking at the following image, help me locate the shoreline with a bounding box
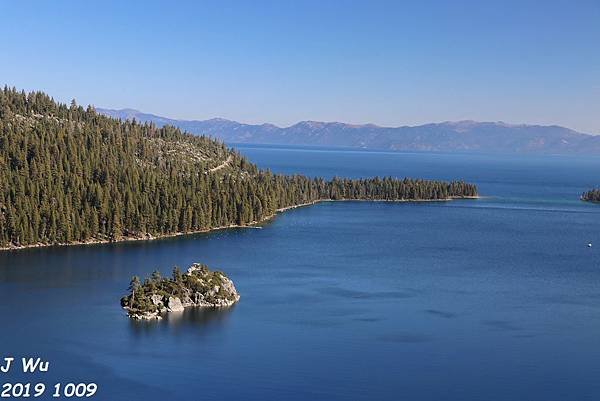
[0,195,479,252]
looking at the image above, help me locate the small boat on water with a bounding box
[588,243,593,248]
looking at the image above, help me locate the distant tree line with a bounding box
[582,189,600,203]
[0,87,477,248]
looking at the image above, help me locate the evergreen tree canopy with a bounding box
[0,87,478,248]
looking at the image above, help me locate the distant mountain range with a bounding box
[97,108,600,155]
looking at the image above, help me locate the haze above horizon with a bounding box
[1,0,598,133]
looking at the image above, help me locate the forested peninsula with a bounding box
[582,189,600,203]
[0,88,478,250]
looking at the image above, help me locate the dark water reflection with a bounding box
[128,306,237,337]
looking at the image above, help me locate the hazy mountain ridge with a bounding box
[97,108,600,155]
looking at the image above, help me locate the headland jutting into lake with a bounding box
[0,88,478,251]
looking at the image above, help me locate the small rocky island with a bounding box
[582,188,600,203]
[121,263,240,320]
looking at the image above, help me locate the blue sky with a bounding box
[1,0,598,132]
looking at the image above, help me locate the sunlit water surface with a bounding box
[1,145,599,400]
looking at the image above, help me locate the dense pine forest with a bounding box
[582,189,600,203]
[0,87,478,248]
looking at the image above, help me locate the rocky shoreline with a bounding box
[0,196,479,252]
[121,263,240,320]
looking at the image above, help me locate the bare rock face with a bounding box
[167,296,184,312]
[121,263,240,320]
[151,294,163,306]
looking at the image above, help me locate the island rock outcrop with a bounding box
[121,263,240,320]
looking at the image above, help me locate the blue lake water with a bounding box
[1,145,600,401]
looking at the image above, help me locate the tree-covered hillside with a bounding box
[0,87,477,248]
